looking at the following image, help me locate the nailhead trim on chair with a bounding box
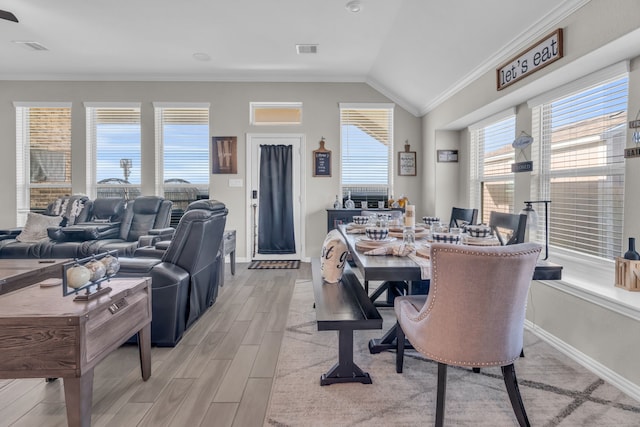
[402,243,540,367]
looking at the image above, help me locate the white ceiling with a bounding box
[0,0,589,116]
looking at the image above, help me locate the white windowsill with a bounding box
[541,249,640,322]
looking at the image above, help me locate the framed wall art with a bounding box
[437,149,458,163]
[211,136,238,174]
[398,142,416,176]
[313,137,331,177]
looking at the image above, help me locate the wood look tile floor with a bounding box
[0,262,309,427]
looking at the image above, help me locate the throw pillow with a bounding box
[16,212,64,242]
[320,229,349,283]
[50,196,87,226]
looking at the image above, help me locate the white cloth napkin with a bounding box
[407,252,431,280]
[346,226,366,234]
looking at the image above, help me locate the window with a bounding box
[530,65,628,260]
[85,103,141,200]
[250,102,302,125]
[15,102,72,225]
[339,103,394,200]
[154,103,210,212]
[469,110,516,223]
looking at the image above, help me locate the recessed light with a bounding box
[192,52,211,62]
[296,44,318,54]
[345,1,362,13]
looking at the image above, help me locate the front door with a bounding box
[247,134,304,261]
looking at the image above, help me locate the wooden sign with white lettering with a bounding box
[496,29,563,91]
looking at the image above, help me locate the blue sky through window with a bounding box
[96,123,209,184]
[341,124,389,185]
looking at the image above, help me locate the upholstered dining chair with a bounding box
[395,242,541,427]
[449,207,478,228]
[489,211,527,245]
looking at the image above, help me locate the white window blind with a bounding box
[470,114,515,224]
[250,102,302,125]
[531,74,628,260]
[154,104,210,212]
[339,103,394,197]
[85,103,141,200]
[14,103,72,225]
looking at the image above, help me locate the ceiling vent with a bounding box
[13,40,49,51]
[296,44,318,55]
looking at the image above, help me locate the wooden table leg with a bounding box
[63,369,94,427]
[138,322,152,381]
[230,249,236,275]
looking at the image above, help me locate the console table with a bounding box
[223,229,236,275]
[0,277,152,427]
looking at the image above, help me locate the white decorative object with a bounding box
[320,229,349,283]
[66,265,91,289]
[85,259,106,282]
[101,255,120,275]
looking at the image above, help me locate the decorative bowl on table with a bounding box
[365,226,389,241]
[423,216,440,226]
[431,232,461,244]
[352,215,370,225]
[466,225,492,238]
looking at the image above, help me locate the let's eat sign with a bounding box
[497,29,563,91]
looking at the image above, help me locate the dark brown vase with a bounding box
[624,237,640,260]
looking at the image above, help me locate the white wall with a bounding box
[0,81,421,260]
[422,0,640,393]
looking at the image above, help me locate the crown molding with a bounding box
[418,0,592,116]
[365,76,421,117]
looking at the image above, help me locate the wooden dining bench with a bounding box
[311,258,382,385]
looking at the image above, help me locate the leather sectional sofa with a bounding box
[0,195,173,259]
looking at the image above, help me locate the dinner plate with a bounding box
[389,226,425,233]
[356,236,396,243]
[389,231,429,239]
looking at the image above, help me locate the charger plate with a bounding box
[389,226,425,233]
[355,237,396,251]
[462,235,501,246]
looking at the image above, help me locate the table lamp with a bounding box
[520,200,551,260]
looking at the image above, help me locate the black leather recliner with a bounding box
[116,199,228,346]
[87,196,173,256]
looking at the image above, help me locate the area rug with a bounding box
[249,260,300,270]
[265,280,640,426]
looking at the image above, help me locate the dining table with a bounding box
[337,223,562,354]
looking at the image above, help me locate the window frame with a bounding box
[153,102,210,210]
[14,101,73,226]
[529,64,628,262]
[339,102,394,198]
[84,102,142,200]
[469,108,516,223]
[250,102,303,125]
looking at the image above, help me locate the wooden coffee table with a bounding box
[0,258,69,295]
[0,277,152,427]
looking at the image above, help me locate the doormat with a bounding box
[248,260,300,270]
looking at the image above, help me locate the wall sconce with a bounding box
[520,200,551,260]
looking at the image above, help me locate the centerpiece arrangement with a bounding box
[63,250,120,301]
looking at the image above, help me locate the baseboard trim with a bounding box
[525,320,640,402]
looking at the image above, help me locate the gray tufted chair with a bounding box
[394,242,541,427]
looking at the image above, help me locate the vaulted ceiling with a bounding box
[0,0,589,116]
